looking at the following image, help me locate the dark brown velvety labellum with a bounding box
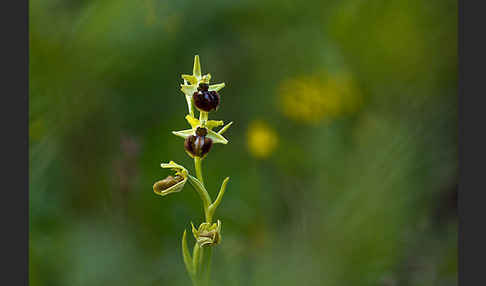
[184,132,213,157]
[193,89,220,112]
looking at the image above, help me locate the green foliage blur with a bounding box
[29,0,457,285]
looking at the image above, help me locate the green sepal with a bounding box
[206,128,228,144]
[193,55,202,78]
[185,115,200,129]
[161,161,188,174]
[191,222,198,235]
[180,84,196,116]
[172,127,228,144]
[172,129,193,139]
[206,120,224,130]
[182,74,198,85]
[186,115,223,130]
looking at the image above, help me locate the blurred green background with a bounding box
[29,0,457,285]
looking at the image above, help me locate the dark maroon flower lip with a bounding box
[184,127,213,157]
[193,85,220,112]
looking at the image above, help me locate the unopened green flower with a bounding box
[191,220,222,247]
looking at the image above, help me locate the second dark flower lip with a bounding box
[184,127,213,158]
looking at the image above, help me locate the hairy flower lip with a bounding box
[184,134,213,158]
[193,89,220,112]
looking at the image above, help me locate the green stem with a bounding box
[202,247,212,286]
[194,157,204,186]
[192,155,213,286]
[190,274,199,286]
[193,244,201,275]
[199,111,209,125]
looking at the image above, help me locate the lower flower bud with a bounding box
[192,220,222,247]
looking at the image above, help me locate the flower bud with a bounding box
[193,83,220,112]
[192,220,222,247]
[184,127,213,157]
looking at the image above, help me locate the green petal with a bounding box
[180,85,196,116]
[206,129,228,144]
[201,73,211,83]
[180,84,196,95]
[209,82,225,92]
[218,121,233,134]
[160,161,187,173]
[182,74,198,85]
[206,120,224,130]
[191,222,198,236]
[172,129,194,139]
[185,115,200,129]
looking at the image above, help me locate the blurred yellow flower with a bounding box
[247,121,278,159]
[278,73,362,124]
